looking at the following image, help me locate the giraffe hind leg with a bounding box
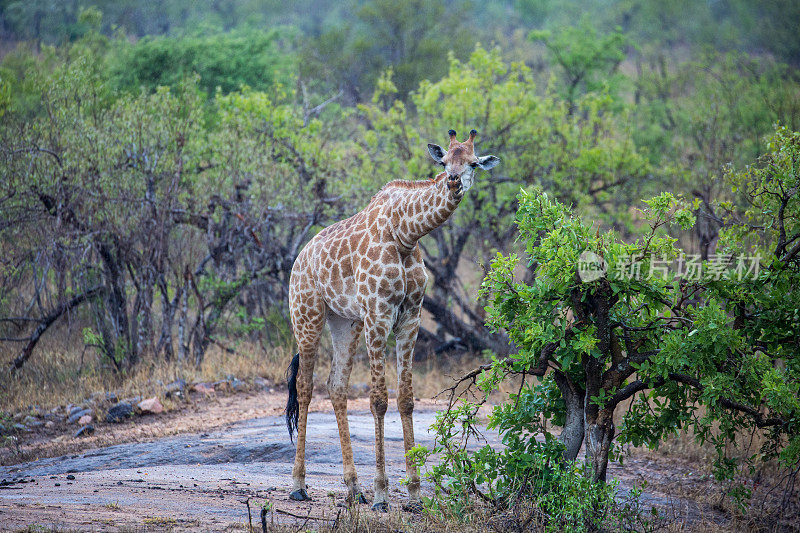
[286,352,310,501]
[288,291,325,501]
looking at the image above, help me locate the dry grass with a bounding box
[0,340,292,414]
[251,503,499,533]
[0,315,484,416]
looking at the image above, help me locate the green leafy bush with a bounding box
[414,126,799,525]
[412,398,658,532]
[109,28,297,96]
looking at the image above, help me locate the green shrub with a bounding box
[109,28,297,96]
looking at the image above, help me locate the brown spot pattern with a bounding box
[286,136,477,507]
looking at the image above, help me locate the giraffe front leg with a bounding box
[327,315,367,505]
[365,314,391,512]
[394,305,423,512]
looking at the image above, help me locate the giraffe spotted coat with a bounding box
[286,129,499,510]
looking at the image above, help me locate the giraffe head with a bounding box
[427,129,500,192]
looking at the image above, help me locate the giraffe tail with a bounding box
[285,352,300,443]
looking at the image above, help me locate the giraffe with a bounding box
[284,129,499,511]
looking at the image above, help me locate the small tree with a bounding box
[529,21,629,112]
[422,127,799,522]
[360,45,651,357]
[0,38,373,371]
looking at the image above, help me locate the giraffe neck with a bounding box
[391,173,462,250]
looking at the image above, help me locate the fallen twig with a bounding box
[275,507,329,521]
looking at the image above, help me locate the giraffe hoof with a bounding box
[402,501,424,513]
[289,488,312,501]
[371,501,390,512]
[341,492,368,506]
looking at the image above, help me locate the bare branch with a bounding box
[437,335,567,408]
[9,285,107,373]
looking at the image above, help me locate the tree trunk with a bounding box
[583,348,616,482]
[134,280,153,359]
[192,329,209,368]
[155,277,178,360]
[553,371,585,461]
[584,410,615,483]
[98,241,134,368]
[178,271,189,361]
[572,279,616,482]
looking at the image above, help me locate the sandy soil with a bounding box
[0,389,735,532]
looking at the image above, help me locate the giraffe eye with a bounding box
[469,161,479,168]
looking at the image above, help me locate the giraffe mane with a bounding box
[366,175,443,206]
[379,177,439,191]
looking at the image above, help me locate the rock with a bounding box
[105,392,118,403]
[13,423,29,432]
[137,397,164,415]
[192,382,215,395]
[22,415,43,429]
[165,379,186,398]
[67,405,84,417]
[105,402,134,423]
[45,421,55,429]
[253,377,270,389]
[213,380,231,393]
[66,474,75,480]
[229,377,247,392]
[75,425,94,438]
[78,415,92,425]
[67,409,93,425]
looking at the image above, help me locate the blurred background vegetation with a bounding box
[0,0,798,388]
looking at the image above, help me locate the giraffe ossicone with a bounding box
[284,129,500,510]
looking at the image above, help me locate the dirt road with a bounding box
[0,400,461,531]
[0,392,728,532]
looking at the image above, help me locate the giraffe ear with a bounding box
[427,143,446,163]
[477,155,500,170]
